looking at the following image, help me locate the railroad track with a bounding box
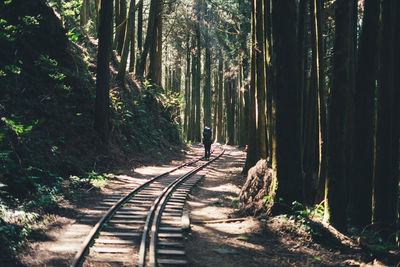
[71,148,224,267]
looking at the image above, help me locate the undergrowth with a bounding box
[0,0,182,261]
[277,201,400,265]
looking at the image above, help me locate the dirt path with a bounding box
[185,145,376,267]
[15,144,382,266]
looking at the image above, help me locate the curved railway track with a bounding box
[71,148,224,267]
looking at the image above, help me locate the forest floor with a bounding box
[12,144,396,266]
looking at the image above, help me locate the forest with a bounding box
[0,0,399,265]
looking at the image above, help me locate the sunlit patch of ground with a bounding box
[16,144,205,266]
[185,145,374,267]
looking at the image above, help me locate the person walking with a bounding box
[203,126,212,159]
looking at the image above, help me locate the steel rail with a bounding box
[138,149,225,267]
[70,155,204,267]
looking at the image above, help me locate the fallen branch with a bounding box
[192,217,247,224]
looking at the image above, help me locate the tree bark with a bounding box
[194,0,201,142]
[116,0,142,83]
[203,44,212,129]
[239,54,247,146]
[94,0,113,143]
[272,0,303,208]
[80,0,88,26]
[315,0,328,204]
[203,5,212,128]
[255,0,267,159]
[213,71,219,140]
[351,0,380,227]
[135,0,143,69]
[189,37,197,141]
[216,53,224,143]
[373,0,397,235]
[303,0,320,204]
[326,0,354,231]
[184,34,190,139]
[136,0,159,78]
[116,0,126,55]
[151,2,163,84]
[128,0,136,72]
[244,1,257,172]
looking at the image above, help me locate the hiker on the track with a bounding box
[203,126,212,160]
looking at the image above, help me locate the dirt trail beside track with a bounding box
[16,144,376,266]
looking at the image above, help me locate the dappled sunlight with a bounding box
[199,183,241,193]
[133,166,174,177]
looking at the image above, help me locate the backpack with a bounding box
[203,126,212,141]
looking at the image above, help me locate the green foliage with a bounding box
[277,201,325,240]
[70,171,109,190]
[2,117,33,136]
[34,54,65,80]
[0,15,39,42]
[47,0,82,27]
[24,185,61,211]
[3,64,21,74]
[357,225,399,257]
[237,235,249,241]
[0,150,17,174]
[67,28,80,42]
[306,256,322,264]
[22,16,40,26]
[0,202,40,258]
[263,195,274,206]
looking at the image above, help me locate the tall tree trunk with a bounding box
[204,34,212,128]
[117,0,127,55]
[194,0,201,142]
[94,0,101,34]
[216,53,224,143]
[116,0,142,83]
[136,0,158,78]
[244,1,257,172]
[303,0,320,204]
[392,2,400,238]
[326,0,354,231]
[203,4,211,129]
[228,80,236,145]
[80,0,88,26]
[315,0,328,204]
[147,0,163,84]
[115,0,120,31]
[265,0,274,161]
[128,0,136,72]
[272,0,303,208]
[344,0,358,225]
[373,0,398,236]
[351,0,380,227]
[213,71,219,140]
[184,34,190,139]
[255,0,267,159]
[135,0,143,69]
[174,52,182,95]
[239,54,247,146]
[189,39,197,141]
[94,0,113,143]
[298,0,306,169]
[153,3,163,85]
[225,77,235,145]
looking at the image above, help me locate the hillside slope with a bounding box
[0,0,182,260]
